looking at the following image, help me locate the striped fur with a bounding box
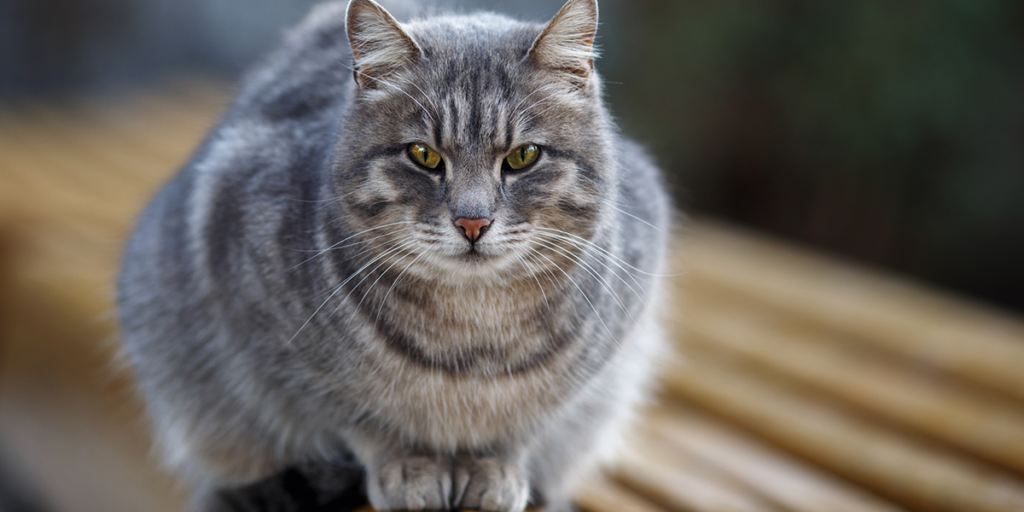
[117,0,670,510]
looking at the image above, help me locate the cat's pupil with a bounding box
[506,144,538,170]
[409,143,441,170]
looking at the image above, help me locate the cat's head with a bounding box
[333,0,614,283]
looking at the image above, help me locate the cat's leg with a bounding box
[365,455,529,512]
[366,456,454,511]
[526,408,610,512]
[449,455,530,512]
[527,353,660,511]
[349,431,530,512]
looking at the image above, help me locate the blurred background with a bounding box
[2,0,1022,312]
[2,0,1024,511]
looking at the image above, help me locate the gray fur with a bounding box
[117,0,670,510]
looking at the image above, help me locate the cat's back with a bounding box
[117,4,359,361]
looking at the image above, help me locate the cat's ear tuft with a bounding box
[346,0,422,89]
[528,0,599,83]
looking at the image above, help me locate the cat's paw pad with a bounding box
[368,457,453,511]
[451,458,529,512]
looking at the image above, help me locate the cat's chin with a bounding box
[414,249,522,284]
[458,249,492,262]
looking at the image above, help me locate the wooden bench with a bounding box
[1,81,1024,512]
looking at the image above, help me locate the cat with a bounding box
[117,0,670,510]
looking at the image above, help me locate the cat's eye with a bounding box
[505,144,540,171]
[408,143,443,171]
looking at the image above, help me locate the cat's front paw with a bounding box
[451,458,529,512]
[368,457,453,511]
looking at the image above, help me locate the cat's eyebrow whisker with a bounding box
[511,89,563,129]
[338,60,438,123]
[385,73,442,121]
[507,85,555,122]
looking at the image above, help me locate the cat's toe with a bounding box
[451,458,529,512]
[368,457,452,511]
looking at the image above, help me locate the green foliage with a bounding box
[602,0,1024,310]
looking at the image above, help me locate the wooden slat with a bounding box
[682,221,1024,403]
[643,409,905,512]
[616,438,776,512]
[575,476,667,512]
[674,289,1024,476]
[663,354,1024,512]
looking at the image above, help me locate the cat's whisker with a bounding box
[288,221,417,271]
[285,189,356,209]
[534,226,680,277]
[597,198,661,232]
[310,237,412,300]
[531,237,636,323]
[288,227,413,254]
[533,230,646,302]
[516,251,558,314]
[525,244,622,350]
[533,231,640,299]
[288,239,415,344]
[375,251,425,326]
[336,238,420,318]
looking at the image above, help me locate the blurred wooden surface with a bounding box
[2,81,1024,512]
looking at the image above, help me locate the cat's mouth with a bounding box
[461,247,489,260]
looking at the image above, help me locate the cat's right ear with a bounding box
[346,0,422,89]
[528,0,599,84]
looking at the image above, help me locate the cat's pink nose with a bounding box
[454,217,491,243]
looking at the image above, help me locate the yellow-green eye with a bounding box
[408,143,442,170]
[505,144,540,171]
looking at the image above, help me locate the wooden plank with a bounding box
[673,290,1024,476]
[19,101,178,188]
[616,437,776,512]
[663,354,1024,512]
[575,476,668,512]
[644,408,906,512]
[67,94,209,163]
[681,220,1024,403]
[0,108,145,214]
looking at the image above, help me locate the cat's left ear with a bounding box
[527,0,599,83]
[346,0,423,89]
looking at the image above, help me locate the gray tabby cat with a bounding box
[117,0,670,510]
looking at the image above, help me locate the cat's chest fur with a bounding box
[345,278,582,447]
[390,279,555,356]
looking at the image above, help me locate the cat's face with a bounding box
[334,0,612,283]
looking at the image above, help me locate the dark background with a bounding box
[2,0,1022,313]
